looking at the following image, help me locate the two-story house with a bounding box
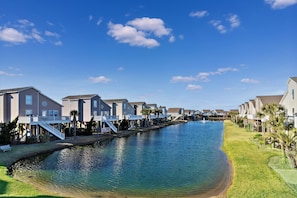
[0,87,69,141]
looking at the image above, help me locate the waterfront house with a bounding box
[62,94,111,123]
[168,108,184,120]
[103,99,135,121]
[255,95,283,115]
[280,77,297,127]
[0,86,69,141]
[62,94,117,132]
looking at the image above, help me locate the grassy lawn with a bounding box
[223,120,297,197]
[0,166,61,197]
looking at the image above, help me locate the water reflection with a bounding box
[12,121,230,197]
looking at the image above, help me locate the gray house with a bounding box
[0,86,69,141]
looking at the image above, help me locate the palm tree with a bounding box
[266,130,297,168]
[70,110,79,137]
[141,108,152,127]
[262,104,285,133]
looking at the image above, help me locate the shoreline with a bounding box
[0,120,232,198]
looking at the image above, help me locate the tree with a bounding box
[266,130,297,168]
[141,108,152,127]
[262,104,285,133]
[70,110,79,137]
[0,117,18,145]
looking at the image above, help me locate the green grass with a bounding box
[223,120,297,197]
[0,166,61,197]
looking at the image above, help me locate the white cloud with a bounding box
[89,15,93,21]
[117,67,124,71]
[107,17,173,48]
[241,78,259,84]
[89,76,111,83]
[196,72,210,82]
[127,17,171,37]
[0,27,28,44]
[228,14,240,29]
[209,14,240,34]
[54,41,62,46]
[0,70,23,76]
[31,28,44,43]
[45,30,60,38]
[209,20,227,34]
[186,84,202,90]
[0,19,62,45]
[107,22,159,48]
[171,67,239,83]
[18,19,35,27]
[210,67,239,75]
[96,19,103,26]
[265,0,297,9]
[189,10,209,18]
[171,75,197,83]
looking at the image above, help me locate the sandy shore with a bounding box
[0,122,232,198]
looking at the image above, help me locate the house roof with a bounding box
[290,77,297,83]
[62,94,99,100]
[129,101,146,105]
[0,86,62,106]
[104,99,128,103]
[0,86,36,94]
[256,95,283,105]
[168,108,183,113]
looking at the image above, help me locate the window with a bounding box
[93,100,98,108]
[25,95,32,105]
[49,110,58,116]
[292,89,295,100]
[42,110,47,117]
[26,109,32,116]
[293,108,295,116]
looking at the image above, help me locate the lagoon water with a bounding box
[12,121,230,197]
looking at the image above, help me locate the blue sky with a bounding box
[0,0,296,110]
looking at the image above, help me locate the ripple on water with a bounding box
[12,121,230,197]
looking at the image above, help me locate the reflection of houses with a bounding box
[168,108,184,120]
[0,87,69,141]
[280,77,297,127]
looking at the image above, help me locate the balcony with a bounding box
[18,116,70,124]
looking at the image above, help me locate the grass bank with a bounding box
[223,120,297,197]
[0,166,61,197]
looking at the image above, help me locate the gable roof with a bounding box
[168,108,183,113]
[290,77,297,83]
[0,86,36,94]
[0,86,62,106]
[104,99,128,103]
[62,94,99,100]
[256,95,283,105]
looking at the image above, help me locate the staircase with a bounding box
[173,114,184,121]
[102,116,118,133]
[39,122,65,140]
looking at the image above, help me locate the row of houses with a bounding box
[238,77,297,130]
[0,86,195,143]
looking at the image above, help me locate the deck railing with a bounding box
[18,116,70,123]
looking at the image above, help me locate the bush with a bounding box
[27,136,38,144]
[39,133,50,143]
